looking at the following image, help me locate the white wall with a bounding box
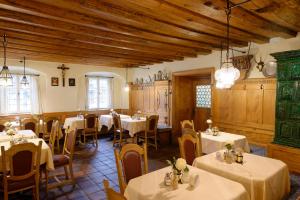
[129,34,300,81]
[1,58,129,113]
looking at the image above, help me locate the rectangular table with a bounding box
[124,166,250,200]
[0,138,54,171]
[0,130,37,142]
[193,152,290,200]
[121,118,146,137]
[201,132,250,154]
[63,117,84,132]
[99,114,131,130]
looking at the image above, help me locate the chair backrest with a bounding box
[84,114,97,129]
[146,115,159,135]
[0,120,6,132]
[180,120,195,132]
[43,117,59,134]
[49,120,59,154]
[178,133,201,165]
[1,141,42,181]
[103,179,126,200]
[113,114,122,131]
[62,130,77,161]
[114,143,148,194]
[21,118,38,134]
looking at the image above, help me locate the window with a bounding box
[87,77,112,109]
[0,75,38,114]
[196,85,211,108]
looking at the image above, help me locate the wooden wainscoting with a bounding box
[0,109,130,124]
[268,143,300,173]
[213,78,276,147]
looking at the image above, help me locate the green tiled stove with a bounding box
[268,49,300,173]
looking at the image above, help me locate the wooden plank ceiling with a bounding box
[0,0,299,67]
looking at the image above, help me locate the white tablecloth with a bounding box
[201,132,250,154]
[99,114,131,130]
[124,166,249,200]
[0,130,37,142]
[193,152,290,200]
[0,138,54,171]
[121,118,146,137]
[63,117,84,131]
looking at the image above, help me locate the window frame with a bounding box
[86,76,113,110]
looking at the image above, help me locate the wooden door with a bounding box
[193,79,211,131]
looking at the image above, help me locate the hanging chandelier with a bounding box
[214,0,251,89]
[20,56,29,86]
[0,34,13,86]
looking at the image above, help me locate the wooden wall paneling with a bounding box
[262,82,276,128]
[246,83,263,124]
[155,81,169,125]
[213,78,276,146]
[231,84,246,123]
[143,85,150,113]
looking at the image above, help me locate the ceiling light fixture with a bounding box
[215,0,251,89]
[0,34,13,87]
[20,56,29,86]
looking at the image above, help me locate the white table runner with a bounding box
[193,152,290,200]
[124,166,250,200]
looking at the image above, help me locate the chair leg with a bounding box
[155,134,158,150]
[56,137,60,153]
[69,163,75,186]
[94,134,98,148]
[113,132,116,146]
[35,180,40,200]
[4,189,8,200]
[64,165,69,179]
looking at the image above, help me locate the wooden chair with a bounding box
[103,179,126,200]
[115,143,148,194]
[21,118,39,136]
[180,120,195,135]
[46,130,77,191]
[42,117,58,139]
[112,114,131,146]
[0,141,42,200]
[0,120,7,132]
[178,133,202,165]
[137,115,159,150]
[82,114,98,148]
[48,120,60,154]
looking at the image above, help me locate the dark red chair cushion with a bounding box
[184,140,196,165]
[53,155,69,167]
[122,151,142,183]
[25,122,36,132]
[0,175,35,192]
[13,151,33,176]
[0,125,5,132]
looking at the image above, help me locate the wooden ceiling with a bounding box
[0,0,299,67]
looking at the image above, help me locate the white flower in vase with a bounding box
[175,158,187,171]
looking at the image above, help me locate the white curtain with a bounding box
[31,75,42,114]
[0,75,42,115]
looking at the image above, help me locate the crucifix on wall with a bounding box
[57,64,69,87]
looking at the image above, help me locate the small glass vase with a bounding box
[224,150,233,164]
[171,170,180,189]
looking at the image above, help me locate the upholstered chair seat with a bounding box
[53,155,70,167]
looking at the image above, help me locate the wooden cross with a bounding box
[57,64,69,87]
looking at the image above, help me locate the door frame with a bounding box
[171,67,215,142]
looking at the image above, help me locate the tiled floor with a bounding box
[5,137,300,200]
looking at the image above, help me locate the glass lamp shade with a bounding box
[214,63,240,89]
[124,83,130,92]
[20,75,29,86]
[0,66,13,86]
